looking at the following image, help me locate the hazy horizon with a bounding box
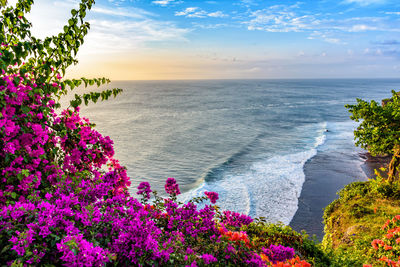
[106,77,400,81]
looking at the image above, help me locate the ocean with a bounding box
[78,79,400,225]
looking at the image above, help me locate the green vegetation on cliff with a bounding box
[323,178,400,266]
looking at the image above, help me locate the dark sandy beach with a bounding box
[289,150,390,241]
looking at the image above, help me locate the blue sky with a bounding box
[16,0,400,79]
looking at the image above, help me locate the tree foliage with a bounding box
[0,0,122,108]
[346,90,400,181]
[346,90,400,156]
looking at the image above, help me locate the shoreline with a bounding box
[289,150,381,241]
[359,152,391,179]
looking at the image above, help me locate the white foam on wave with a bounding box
[179,122,328,224]
[325,121,357,140]
[324,121,369,180]
[247,149,317,224]
[315,122,327,147]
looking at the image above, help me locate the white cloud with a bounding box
[307,31,344,44]
[243,67,261,73]
[332,17,398,32]
[246,4,319,32]
[385,12,400,15]
[208,11,228,18]
[349,24,377,32]
[237,0,258,7]
[175,7,228,18]
[192,22,229,29]
[175,7,204,18]
[92,6,155,19]
[82,18,189,54]
[325,38,342,44]
[152,0,182,6]
[342,0,386,6]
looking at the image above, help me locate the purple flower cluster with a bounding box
[57,234,111,267]
[201,253,218,264]
[204,191,219,204]
[164,177,181,196]
[137,181,152,200]
[262,244,295,264]
[222,210,254,228]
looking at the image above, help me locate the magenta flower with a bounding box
[262,244,295,263]
[201,254,217,264]
[165,177,180,196]
[204,191,219,204]
[222,210,253,228]
[137,181,152,200]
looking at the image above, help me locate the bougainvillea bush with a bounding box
[0,1,316,266]
[365,215,400,266]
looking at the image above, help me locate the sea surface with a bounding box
[77,79,400,225]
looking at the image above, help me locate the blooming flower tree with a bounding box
[365,215,400,266]
[0,1,313,266]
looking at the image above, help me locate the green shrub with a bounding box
[349,204,373,219]
[338,181,370,201]
[370,175,400,199]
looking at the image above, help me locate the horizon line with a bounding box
[100,77,400,82]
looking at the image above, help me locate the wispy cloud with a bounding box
[307,31,344,44]
[152,0,183,7]
[348,24,377,31]
[245,3,398,44]
[83,18,189,54]
[237,0,258,7]
[175,7,228,18]
[385,12,400,15]
[342,0,386,6]
[92,6,156,19]
[191,22,230,29]
[208,11,228,18]
[246,4,319,32]
[333,16,399,32]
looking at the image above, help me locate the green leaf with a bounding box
[21,105,29,114]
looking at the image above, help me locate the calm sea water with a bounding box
[78,79,400,224]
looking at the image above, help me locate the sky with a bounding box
[9,0,400,79]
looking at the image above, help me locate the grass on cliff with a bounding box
[322,177,400,266]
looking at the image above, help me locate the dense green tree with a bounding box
[346,90,400,182]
